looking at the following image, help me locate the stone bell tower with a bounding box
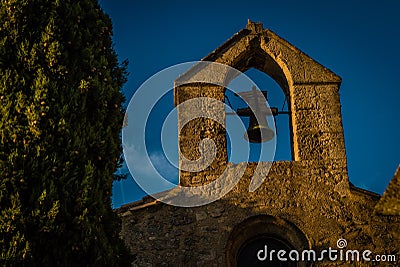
[174,20,347,190]
[118,21,400,267]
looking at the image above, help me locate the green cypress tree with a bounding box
[0,0,131,265]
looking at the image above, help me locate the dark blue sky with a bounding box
[98,0,400,208]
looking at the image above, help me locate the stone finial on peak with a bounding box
[246,19,264,33]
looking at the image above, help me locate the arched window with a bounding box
[237,235,296,267]
[226,215,309,267]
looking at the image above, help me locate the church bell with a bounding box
[233,86,278,143]
[236,107,275,143]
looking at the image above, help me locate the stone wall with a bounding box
[175,83,227,187]
[118,161,400,266]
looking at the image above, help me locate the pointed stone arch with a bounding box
[175,21,348,186]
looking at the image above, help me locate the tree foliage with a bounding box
[0,0,131,265]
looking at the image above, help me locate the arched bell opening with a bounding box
[225,67,292,162]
